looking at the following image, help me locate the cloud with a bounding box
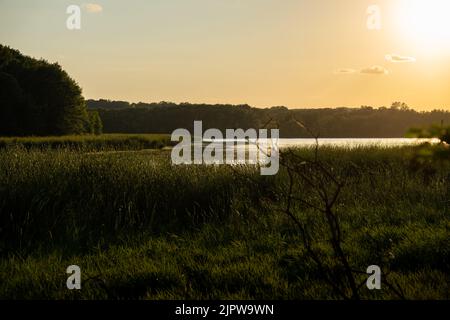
[82,3,103,13]
[360,65,389,75]
[334,68,356,74]
[335,65,390,76]
[385,54,416,63]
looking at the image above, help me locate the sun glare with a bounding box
[396,0,450,52]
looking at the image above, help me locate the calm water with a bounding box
[199,138,435,152]
[273,138,434,148]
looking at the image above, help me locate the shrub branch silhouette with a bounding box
[237,117,406,299]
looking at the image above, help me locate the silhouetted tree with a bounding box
[0,72,25,135]
[87,111,103,135]
[0,45,99,136]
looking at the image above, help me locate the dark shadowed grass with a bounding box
[0,148,265,253]
[0,134,172,151]
[0,146,449,299]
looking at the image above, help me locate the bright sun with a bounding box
[396,0,450,52]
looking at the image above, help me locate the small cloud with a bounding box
[334,68,356,74]
[360,65,389,75]
[82,3,103,13]
[385,54,416,63]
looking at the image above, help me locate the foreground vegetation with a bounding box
[0,134,171,151]
[0,145,449,299]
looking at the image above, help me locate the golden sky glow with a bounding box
[0,0,449,110]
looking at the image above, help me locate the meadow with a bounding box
[0,134,172,151]
[0,142,448,299]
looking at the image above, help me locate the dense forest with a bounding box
[0,45,101,136]
[88,100,450,138]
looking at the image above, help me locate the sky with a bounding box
[0,0,449,110]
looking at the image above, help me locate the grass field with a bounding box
[0,144,449,299]
[0,134,172,151]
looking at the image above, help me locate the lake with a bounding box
[199,138,435,152]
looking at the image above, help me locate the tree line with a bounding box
[88,100,450,138]
[1,44,448,138]
[0,45,102,136]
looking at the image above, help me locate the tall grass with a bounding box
[0,146,449,299]
[0,134,172,151]
[0,148,265,253]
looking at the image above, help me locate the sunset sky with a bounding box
[1,0,449,109]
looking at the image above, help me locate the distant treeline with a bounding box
[88,100,450,138]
